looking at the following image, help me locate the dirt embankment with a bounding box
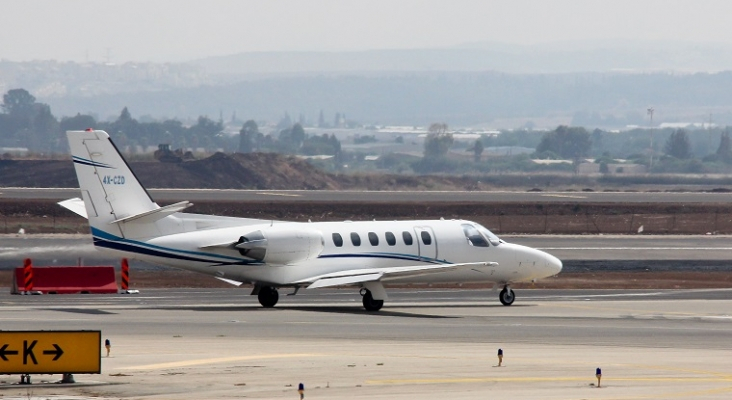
[4,154,732,235]
[3,199,732,235]
[0,154,481,190]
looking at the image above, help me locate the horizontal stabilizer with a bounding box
[110,201,192,225]
[58,198,88,219]
[297,261,497,289]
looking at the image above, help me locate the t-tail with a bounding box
[66,130,191,241]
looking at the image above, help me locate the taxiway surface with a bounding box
[1,288,731,399]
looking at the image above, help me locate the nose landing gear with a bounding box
[499,285,515,306]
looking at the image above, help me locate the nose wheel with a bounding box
[361,289,384,311]
[499,286,515,306]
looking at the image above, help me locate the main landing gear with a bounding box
[499,285,515,306]
[360,288,384,312]
[257,285,279,308]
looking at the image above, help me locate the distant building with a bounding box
[577,162,647,174]
[659,122,716,129]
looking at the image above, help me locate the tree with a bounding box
[716,130,732,163]
[277,112,292,130]
[118,106,132,122]
[188,116,224,150]
[424,123,453,158]
[291,123,305,147]
[301,133,341,155]
[60,113,97,132]
[536,126,591,159]
[239,119,259,153]
[2,89,36,116]
[591,128,604,155]
[664,129,692,159]
[467,139,484,162]
[31,103,60,152]
[278,123,306,153]
[110,106,142,143]
[0,89,37,138]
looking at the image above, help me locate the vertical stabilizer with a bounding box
[67,130,159,238]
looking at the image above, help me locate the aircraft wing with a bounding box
[297,261,498,289]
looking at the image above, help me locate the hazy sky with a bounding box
[2,0,731,63]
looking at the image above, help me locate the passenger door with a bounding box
[413,226,437,261]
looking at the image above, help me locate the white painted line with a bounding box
[256,192,301,197]
[540,194,587,199]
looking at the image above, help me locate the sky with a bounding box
[2,0,732,63]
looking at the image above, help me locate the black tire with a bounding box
[362,290,384,311]
[499,287,515,306]
[258,286,279,308]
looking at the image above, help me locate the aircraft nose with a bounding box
[545,252,563,275]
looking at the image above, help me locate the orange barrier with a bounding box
[22,258,33,293]
[117,258,139,294]
[121,258,129,291]
[12,265,117,295]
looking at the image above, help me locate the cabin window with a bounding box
[385,231,396,246]
[332,233,344,247]
[368,232,379,246]
[461,224,489,247]
[350,232,361,246]
[420,231,432,245]
[402,231,413,245]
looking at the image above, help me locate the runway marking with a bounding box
[549,291,668,298]
[541,194,587,199]
[368,360,732,399]
[627,364,732,378]
[367,376,732,385]
[256,192,301,197]
[119,353,322,370]
[550,302,732,319]
[605,385,732,399]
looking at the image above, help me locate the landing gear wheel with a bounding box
[258,286,279,308]
[361,289,384,312]
[499,286,515,306]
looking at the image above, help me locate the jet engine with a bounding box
[235,227,324,265]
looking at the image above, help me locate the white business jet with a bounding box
[60,130,562,311]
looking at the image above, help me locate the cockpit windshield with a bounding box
[461,223,502,247]
[475,223,502,246]
[462,224,489,247]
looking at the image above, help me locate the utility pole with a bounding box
[647,108,654,170]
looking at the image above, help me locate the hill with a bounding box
[0,153,343,190]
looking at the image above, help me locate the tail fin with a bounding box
[67,130,173,239]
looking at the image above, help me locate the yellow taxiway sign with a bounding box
[0,331,101,374]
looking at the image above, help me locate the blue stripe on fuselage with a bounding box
[318,252,447,265]
[91,228,261,265]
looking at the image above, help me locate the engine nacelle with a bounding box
[236,227,324,265]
